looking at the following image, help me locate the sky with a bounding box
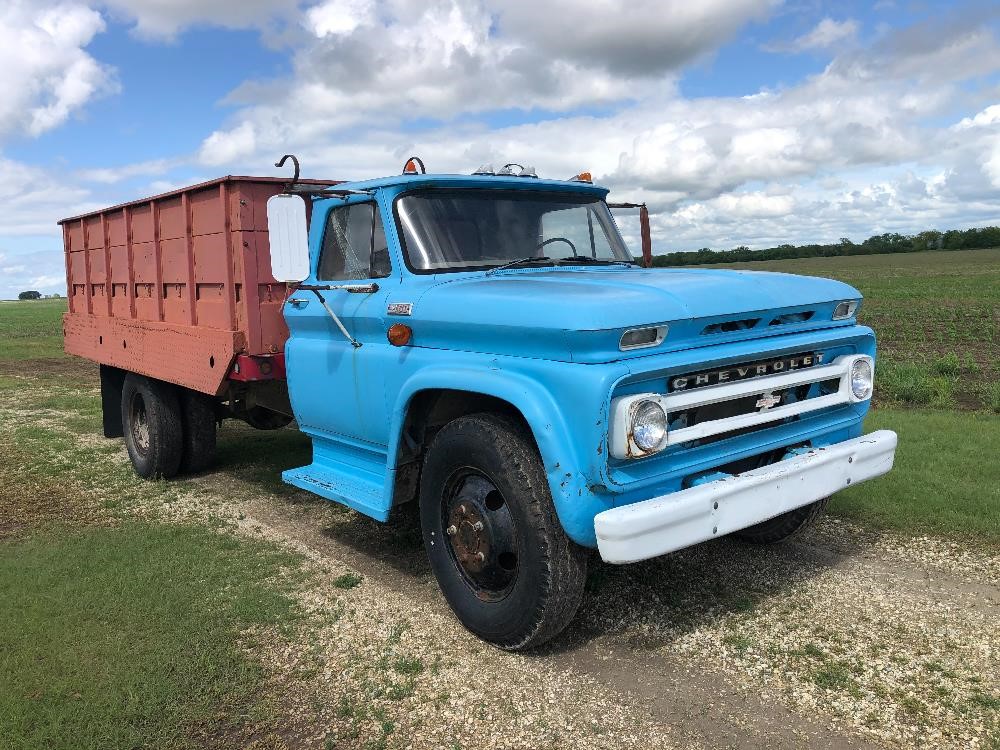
[1,0,999,298]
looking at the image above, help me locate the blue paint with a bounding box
[281,173,876,548]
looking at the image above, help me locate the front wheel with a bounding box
[419,413,587,651]
[733,498,829,544]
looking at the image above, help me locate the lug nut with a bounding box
[475,552,485,562]
[446,525,457,536]
[472,521,484,531]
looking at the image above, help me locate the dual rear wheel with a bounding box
[121,374,217,479]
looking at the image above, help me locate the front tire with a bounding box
[419,413,587,651]
[121,374,183,479]
[733,498,829,544]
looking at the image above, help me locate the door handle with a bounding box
[287,297,310,308]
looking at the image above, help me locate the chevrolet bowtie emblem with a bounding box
[755,392,782,410]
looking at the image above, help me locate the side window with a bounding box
[317,203,391,280]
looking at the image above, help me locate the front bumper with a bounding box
[594,430,897,564]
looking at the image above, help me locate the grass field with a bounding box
[713,248,1000,410]
[0,298,67,360]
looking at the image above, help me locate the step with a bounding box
[282,435,389,521]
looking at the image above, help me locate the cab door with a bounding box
[283,197,393,446]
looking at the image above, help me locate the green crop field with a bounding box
[711,248,1000,411]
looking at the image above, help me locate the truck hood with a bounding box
[409,267,862,363]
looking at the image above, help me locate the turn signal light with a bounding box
[387,323,412,346]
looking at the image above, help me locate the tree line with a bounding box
[650,225,1000,267]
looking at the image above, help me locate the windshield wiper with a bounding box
[485,255,553,275]
[553,257,636,267]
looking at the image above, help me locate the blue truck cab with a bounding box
[266,163,898,650]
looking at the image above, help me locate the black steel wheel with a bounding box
[419,413,587,651]
[120,374,183,479]
[441,471,520,601]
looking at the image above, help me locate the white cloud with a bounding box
[198,0,774,157]
[199,121,259,167]
[100,0,299,38]
[779,18,859,53]
[76,157,174,184]
[955,104,1000,130]
[0,1,116,140]
[496,0,775,76]
[306,0,375,36]
[178,4,1000,255]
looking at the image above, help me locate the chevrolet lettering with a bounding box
[671,352,824,391]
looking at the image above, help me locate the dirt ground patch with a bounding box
[0,440,102,538]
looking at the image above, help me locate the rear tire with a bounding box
[179,389,217,474]
[121,374,183,479]
[734,498,829,544]
[419,413,587,651]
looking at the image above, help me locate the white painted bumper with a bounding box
[594,430,898,564]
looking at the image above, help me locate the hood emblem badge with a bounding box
[755,392,782,411]
[387,302,413,316]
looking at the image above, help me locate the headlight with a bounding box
[631,400,668,453]
[850,357,874,401]
[833,300,860,320]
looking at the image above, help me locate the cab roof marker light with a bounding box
[402,156,426,175]
[833,300,860,320]
[570,171,593,183]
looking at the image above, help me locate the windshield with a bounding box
[395,189,634,272]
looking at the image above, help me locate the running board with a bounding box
[282,435,389,521]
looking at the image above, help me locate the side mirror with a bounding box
[267,194,310,282]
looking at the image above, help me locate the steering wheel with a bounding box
[537,236,578,257]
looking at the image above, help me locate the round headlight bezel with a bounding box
[850,357,874,401]
[630,399,668,454]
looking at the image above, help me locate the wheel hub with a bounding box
[443,473,518,600]
[130,394,150,455]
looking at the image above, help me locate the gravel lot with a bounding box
[165,421,999,750]
[3,380,998,749]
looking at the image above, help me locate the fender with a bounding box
[385,362,622,547]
